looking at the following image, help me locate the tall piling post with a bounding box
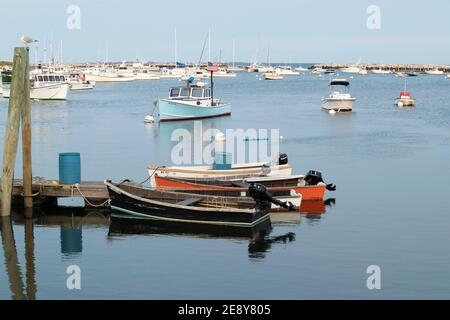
[0,47,29,217]
[21,49,32,216]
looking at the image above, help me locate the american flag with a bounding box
[207,62,218,72]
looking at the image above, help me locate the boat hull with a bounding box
[106,183,270,227]
[3,83,69,100]
[395,98,415,107]
[148,164,293,183]
[154,175,325,201]
[157,98,231,121]
[321,98,355,112]
[70,82,94,90]
[85,74,135,82]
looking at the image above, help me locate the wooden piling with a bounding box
[1,48,29,217]
[21,48,32,215]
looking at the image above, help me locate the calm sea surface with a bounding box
[0,68,450,299]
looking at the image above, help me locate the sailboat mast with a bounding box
[174,28,178,66]
[208,28,211,63]
[232,39,235,67]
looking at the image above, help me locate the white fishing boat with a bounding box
[425,68,444,75]
[395,72,406,78]
[159,67,183,79]
[372,68,391,74]
[3,73,69,100]
[294,66,309,72]
[340,65,361,74]
[212,68,237,78]
[69,73,95,90]
[85,70,135,82]
[263,70,283,80]
[321,79,356,112]
[358,69,368,75]
[134,70,161,80]
[181,68,209,80]
[275,66,299,75]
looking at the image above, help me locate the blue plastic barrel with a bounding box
[59,152,81,184]
[213,152,232,170]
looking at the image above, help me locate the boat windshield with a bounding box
[191,88,203,98]
[170,88,180,97]
[180,87,189,97]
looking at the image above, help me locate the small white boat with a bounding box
[294,66,309,72]
[372,68,391,74]
[395,91,415,107]
[395,72,406,78]
[321,79,356,112]
[134,71,161,80]
[69,73,95,90]
[425,68,444,75]
[3,73,69,100]
[311,67,325,74]
[158,67,183,79]
[148,162,293,185]
[212,68,237,78]
[340,66,361,74]
[263,71,283,80]
[358,69,368,75]
[275,66,299,76]
[86,72,135,82]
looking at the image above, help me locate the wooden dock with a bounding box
[10,178,109,208]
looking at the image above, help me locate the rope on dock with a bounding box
[72,183,110,207]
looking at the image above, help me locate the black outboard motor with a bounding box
[304,170,336,191]
[248,183,296,211]
[278,153,288,165]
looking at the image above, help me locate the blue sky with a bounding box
[1,0,449,64]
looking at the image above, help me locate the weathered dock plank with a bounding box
[9,178,109,207]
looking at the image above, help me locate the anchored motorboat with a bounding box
[3,72,69,100]
[156,66,231,121]
[263,70,283,80]
[395,91,415,107]
[321,79,356,112]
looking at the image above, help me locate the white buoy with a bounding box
[144,115,155,123]
[329,109,337,115]
[397,101,404,108]
[280,135,284,141]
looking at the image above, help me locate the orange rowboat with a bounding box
[154,174,326,201]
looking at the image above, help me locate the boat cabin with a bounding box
[33,74,67,83]
[169,84,211,100]
[399,91,412,98]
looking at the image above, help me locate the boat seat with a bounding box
[176,198,203,206]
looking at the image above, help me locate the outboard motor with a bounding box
[248,183,296,211]
[278,153,288,165]
[304,170,336,191]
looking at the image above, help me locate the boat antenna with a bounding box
[197,32,209,65]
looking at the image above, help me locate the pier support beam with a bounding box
[21,50,32,216]
[1,47,29,217]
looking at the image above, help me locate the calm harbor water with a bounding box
[1,69,450,299]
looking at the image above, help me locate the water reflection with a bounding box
[108,214,296,260]
[0,217,27,300]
